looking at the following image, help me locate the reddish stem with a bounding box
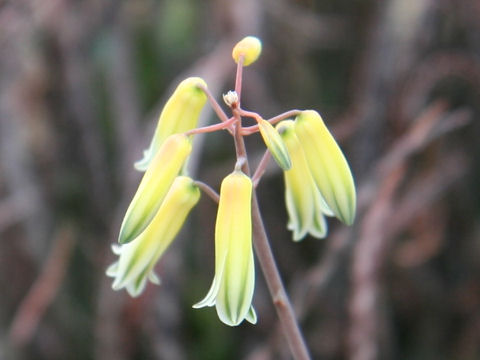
[185,116,236,136]
[235,56,244,102]
[199,84,231,124]
[194,180,219,203]
[241,109,302,135]
[252,150,271,188]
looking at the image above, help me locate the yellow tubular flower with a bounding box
[294,110,356,225]
[193,171,257,326]
[232,36,262,66]
[107,176,200,297]
[135,77,207,171]
[258,119,291,170]
[277,120,333,241]
[119,134,192,244]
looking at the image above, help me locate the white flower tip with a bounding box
[106,262,119,277]
[246,306,257,324]
[218,306,257,326]
[111,244,122,255]
[148,271,161,285]
[126,280,147,297]
[134,149,151,172]
[111,280,122,291]
[292,232,305,242]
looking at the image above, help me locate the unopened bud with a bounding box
[223,90,238,107]
[232,36,262,66]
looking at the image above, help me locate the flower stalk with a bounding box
[229,84,311,356]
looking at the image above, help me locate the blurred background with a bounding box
[1,0,480,359]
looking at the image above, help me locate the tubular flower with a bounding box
[119,134,192,244]
[294,110,356,225]
[232,36,262,66]
[258,119,291,170]
[135,77,207,171]
[193,171,257,326]
[277,120,334,241]
[107,176,201,297]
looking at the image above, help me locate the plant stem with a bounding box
[250,194,311,360]
[235,56,244,101]
[194,181,219,203]
[199,85,232,124]
[185,116,235,136]
[252,150,271,188]
[241,109,303,135]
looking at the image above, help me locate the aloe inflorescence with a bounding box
[107,36,356,327]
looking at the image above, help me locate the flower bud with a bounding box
[119,134,192,244]
[232,36,262,66]
[193,171,256,326]
[294,110,356,225]
[258,119,291,170]
[135,77,207,171]
[108,176,200,297]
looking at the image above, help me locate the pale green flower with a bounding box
[277,120,333,241]
[294,110,356,225]
[107,176,200,297]
[258,119,291,170]
[193,171,257,326]
[135,77,207,171]
[119,134,192,244]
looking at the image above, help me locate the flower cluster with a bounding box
[107,36,356,326]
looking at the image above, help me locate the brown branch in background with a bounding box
[0,55,52,260]
[291,227,353,320]
[348,0,433,177]
[387,153,469,238]
[264,0,351,49]
[348,151,468,360]
[376,100,449,174]
[94,12,143,360]
[53,3,113,222]
[395,52,480,126]
[348,166,405,360]
[106,20,142,178]
[393,206,446,268]
[347,102,471,360]
[0,191,36,232]
[9,224,75,347]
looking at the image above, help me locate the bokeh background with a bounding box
[1,0,480,359]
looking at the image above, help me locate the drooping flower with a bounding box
[107,176,200,297]
[232,36,262,66]
[277,120,334,241]
[193,171,256,326]
[119,134,192,244]
[258,118,291,170]
[135,77,207,171]
[294,110,356,225]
